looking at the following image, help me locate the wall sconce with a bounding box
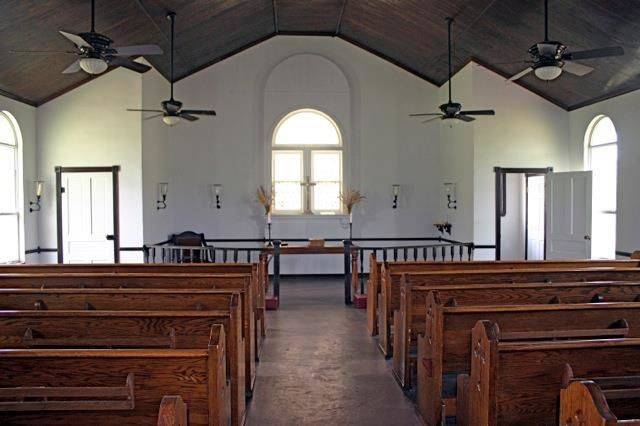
[444,182,457,210]
[29,180,44,212]
[157,183,168,210]
[392,184,400,209]
[212,184,222,209]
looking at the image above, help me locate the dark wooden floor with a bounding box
[246,276,420,425]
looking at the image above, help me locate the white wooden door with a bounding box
[545,171,592,259]
[62,173,114,263]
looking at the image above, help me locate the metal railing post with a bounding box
[273,240,281,301]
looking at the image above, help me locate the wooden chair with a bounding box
[169,231,209,263]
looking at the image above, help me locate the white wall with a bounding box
[569,89,640,254]
[36,68,144,263]
[0,94,37,262]
[141,36,441,273]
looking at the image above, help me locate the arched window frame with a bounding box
[270,108,344,215]
[584,114,618,259]
[0,111,24,263]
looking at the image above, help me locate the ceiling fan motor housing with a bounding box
[529,41,566,68]
[440,102,462,116]
[162,99,183,113]
[78,32,112,54]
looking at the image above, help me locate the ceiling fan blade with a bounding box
[143,113,164,120]
[409,113,441,117]
[181,109,216,116]
[59,31,91,49]
[563,46,624,61]
[456,115,475,122]
[112,44,163,56]
[179,113,199,122]
[421,116,442,124]
[563,60,594,76]
[11,50,77,55]
[508,67,533,82]
[109,57,151,73]
[459,110,495,116]
[127,109,164,113]
[62,60,81,74]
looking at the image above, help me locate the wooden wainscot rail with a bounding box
[378,266,640,357]
[365,258,640,338]
[0,272,258,397]
[0,324,230,426]
[0,310,243,426]
[394,279,640,390]
[464,321,640,426]
[415,293,640,426]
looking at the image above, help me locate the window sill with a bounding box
[271,214,349,221]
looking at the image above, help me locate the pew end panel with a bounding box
[560,380,620,426]
[378,265,392,357]
[416,290,445,426]
[467,320,500,426]
[157,395,188,426]
[366,253,380,336]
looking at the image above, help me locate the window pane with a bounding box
[590,116,617,146]
[274,110,340,146]
[273,151,302,212]
[0,214,19,263]
[0,144,17,213]
[590,144,617,212]
[592,211,616,259]
[0,114,16,146]
[312,151,341,212]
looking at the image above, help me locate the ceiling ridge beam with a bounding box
[335,0,348,36]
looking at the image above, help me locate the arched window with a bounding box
[271,109,343,214]
[0,111,23,263]
[585,115,617,259]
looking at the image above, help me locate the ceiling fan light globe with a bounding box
[534,65,562,81]
[162,115,181,126]
[442,117,459,128]
[79,57,108,74]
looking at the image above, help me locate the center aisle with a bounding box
[246,277,421,425]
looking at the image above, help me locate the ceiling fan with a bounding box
[127,12,216,126]
[10,0,162,75]
[410,18,495,126]
[509,0,624,82]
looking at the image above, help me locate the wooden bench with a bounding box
[366,258,640,336]
[416,294,640,425]
[378,267,640,356]
[560,366,640,425]
[393,278,640,389]
[0,324,229,426]
[464,321,640,425]
[0,309,244,425]
[0,272,257,396]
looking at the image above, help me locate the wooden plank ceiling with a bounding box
[1,0,639,110]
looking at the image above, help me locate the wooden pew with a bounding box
[0,324,229,426]
[416,294,640,426]
[0,272,257,395]
[0,263,268,360]
[0,309,244,425]
[464,321,640,425]
[378,267,640,356]
[560,366,640,425]
[393,279,640,389]
[366,258,640,336]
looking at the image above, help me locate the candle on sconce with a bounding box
[349,212,353,224]
[267,212,272,224]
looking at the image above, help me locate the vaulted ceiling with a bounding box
[1,0,639,110]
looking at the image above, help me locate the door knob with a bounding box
[106,234,115,241]
[584,235,591,241]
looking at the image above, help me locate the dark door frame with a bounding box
[494,167,553,260]
[55,166,121,264]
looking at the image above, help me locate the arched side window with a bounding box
[0,111,23,263]
[271,109,343,214]
[585,115,617,259]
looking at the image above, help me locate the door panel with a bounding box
[545,171,592,259]
[62,173,114,263]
